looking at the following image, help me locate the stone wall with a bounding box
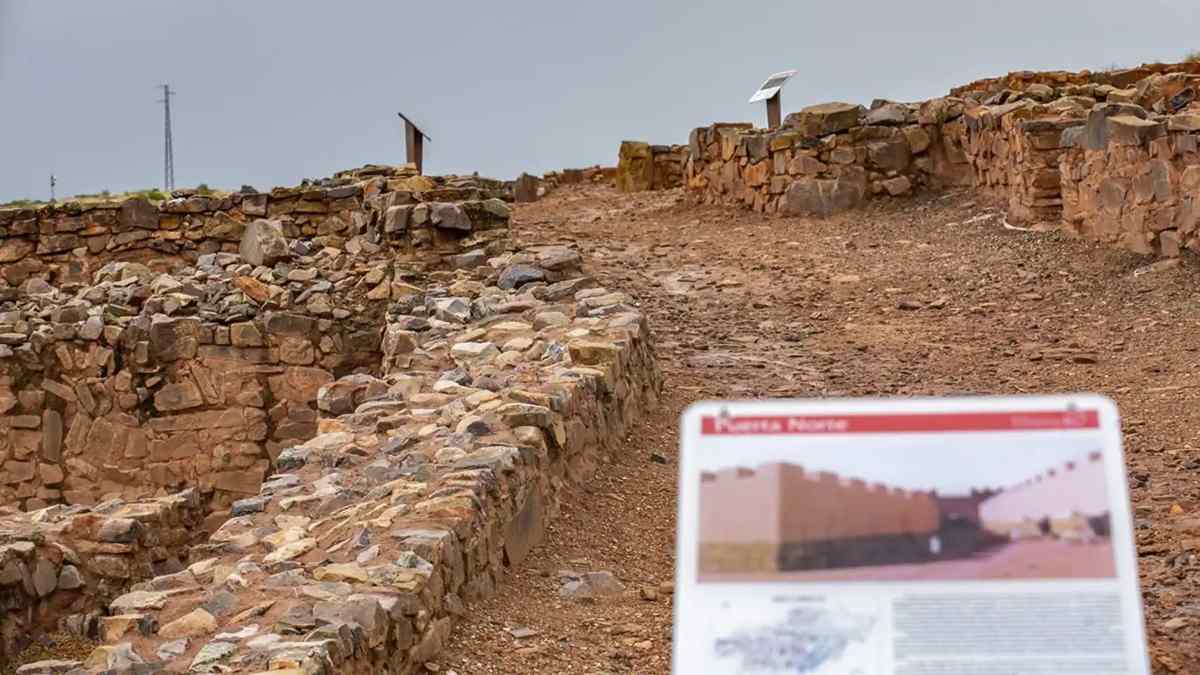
[949,62,1200,100]
[15,240,660,673]
[681,61,1200,259]
[1060,109,1200,256]
[615,141,685,192]
[684,101,971,216]
[0,303,378,514]
[959,102,1086,224]
[0,162,663,673]
[0,167,514,516]
[0,489,206,664]
[0,165,512,289]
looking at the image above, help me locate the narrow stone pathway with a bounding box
[441,184,1200,675]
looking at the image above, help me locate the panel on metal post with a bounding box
[397,112,432,175]
[749,70,796,130]
[767,93,782,130]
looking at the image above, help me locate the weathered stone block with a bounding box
[1106,115,1166,147]
[239,219,289,266]
[781,177,867,218]
[786,102,863,138]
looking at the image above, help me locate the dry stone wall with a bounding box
[960,102,1086,224]
[0,489,206,664]
[1060,109,1200,256]
[679,61,1200,259]
[541,166,615,190]
[683,101,971,216]
[0,163,662,674]
[615,141,685,192]
[14,243,659,674]
[0,166,511,289]
[0,166,514,516]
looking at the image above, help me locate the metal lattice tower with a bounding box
[49,175,56,203]
[158,84,176,191]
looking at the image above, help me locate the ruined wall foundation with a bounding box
[0,162,661,673]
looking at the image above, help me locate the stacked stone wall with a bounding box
[0,166,512,289]
[949,62,1200,100]
[0,162,662,673]
[683,101,971,216]
[1060,111,1200,256]
[0,489,206,664]
[615,141,685,192]
[0,308,380,514]
[9,243,660,674]
[678,61,1200,260]
[0,167,514,516]
[961,103,1086,224]
[542,166,615,189]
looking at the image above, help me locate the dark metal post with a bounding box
[404,120,423,174]
[398,113,430,175]
[766,92,782,130]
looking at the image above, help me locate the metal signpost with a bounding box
[749,69,797,130]
[397,112,431,175]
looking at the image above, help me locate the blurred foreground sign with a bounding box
[674,395,1149,675]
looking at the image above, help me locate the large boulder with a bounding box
[239,219,289,266]
[1106,115,1165,147]
[867,139,912,172]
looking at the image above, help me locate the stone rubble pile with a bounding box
[540,166,615,191]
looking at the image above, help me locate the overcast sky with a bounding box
[2,0,1198,201]
[698,432,1104,495]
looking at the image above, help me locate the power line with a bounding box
[157,84,176,191]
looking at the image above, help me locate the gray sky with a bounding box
[2,0,1198,201]
[698,432,1103,495]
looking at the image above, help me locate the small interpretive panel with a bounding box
[673,395,1149,675]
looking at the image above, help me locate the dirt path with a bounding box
[441,184,1200,675]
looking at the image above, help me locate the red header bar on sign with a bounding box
[700,410,1100,435]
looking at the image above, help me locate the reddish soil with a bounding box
[701,538,1117,583]
[440,183,1200,674]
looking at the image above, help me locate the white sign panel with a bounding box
[674,395,1150,675]
[749,69,797,103]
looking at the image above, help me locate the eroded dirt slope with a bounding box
[442,183,1200,675]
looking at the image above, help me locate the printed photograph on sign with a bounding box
[697,439,1116,583]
